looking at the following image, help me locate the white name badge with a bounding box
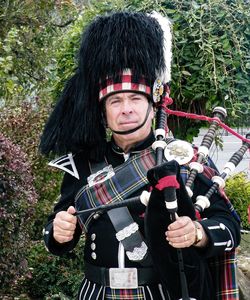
[109,268,138,289]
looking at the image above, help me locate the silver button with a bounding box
[219,223,226,230]
[227,240,232,247]
[42,228,49,235]
[91,252,97,260]
[91,243,96,251]
[91,233,96,241]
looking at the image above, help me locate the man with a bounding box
[40,11,241,300]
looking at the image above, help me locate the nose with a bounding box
[121,99,133,115]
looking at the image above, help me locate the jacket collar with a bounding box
[111,130,155,155]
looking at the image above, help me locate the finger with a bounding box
[168,216,191,231]
[166,226,195,240]
[169,240,191,248]
[67,206,76,215]
[167,233,193,248]
[166,224,197,248]
[54,226,75,236]
[54,233,74,244]
[167,231,189,243]
[53,222,75,243]
[56,210,77,225]
[166,225,188,239]
[54,218,76,231]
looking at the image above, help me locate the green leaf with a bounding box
[181,70,192,76]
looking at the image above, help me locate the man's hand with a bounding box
[165,216,207,248]
[53,206,77,244]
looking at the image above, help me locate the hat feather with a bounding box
[150,11,172,83]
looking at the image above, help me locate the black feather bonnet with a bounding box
[39,11,172,158]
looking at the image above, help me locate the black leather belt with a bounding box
[84,262,159,286]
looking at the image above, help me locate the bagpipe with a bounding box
[75,82,250,299]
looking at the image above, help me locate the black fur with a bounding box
[39,12,165,158]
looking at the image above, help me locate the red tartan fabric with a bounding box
[78,278,168,299]
[75,148,156,231]
[99,69,151,101]
[208,251,239,300]
[180,165,239,300]
[104,286,145,299]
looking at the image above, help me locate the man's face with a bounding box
[105,92,154,150]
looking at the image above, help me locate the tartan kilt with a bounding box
[78,277,169,300]
[208,250,239,300]
[180,165,240,300]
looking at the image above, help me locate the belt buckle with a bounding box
[109,268,138,289]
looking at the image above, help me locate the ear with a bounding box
[150,105,155,120]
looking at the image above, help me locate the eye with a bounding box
[131,96,144,101]
[107,98,121,106]
[110,99,120,105]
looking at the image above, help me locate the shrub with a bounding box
[0,98,63,299]
[0,101,63,297]
[0,133,37,293]
[0,101,63,240]
[225,172,250,230]
[23,239,84,299]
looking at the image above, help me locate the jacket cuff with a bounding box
[198,218,235,258]
[43,221,76,256]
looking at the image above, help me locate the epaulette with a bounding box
[48,153,80,179]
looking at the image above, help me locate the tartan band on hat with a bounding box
[99,69,152,101]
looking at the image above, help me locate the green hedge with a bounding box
[23,239,84,299]
[225,172,250,230]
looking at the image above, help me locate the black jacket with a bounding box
[43,131,240,271]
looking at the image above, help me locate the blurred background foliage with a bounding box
[0,0,249,299]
